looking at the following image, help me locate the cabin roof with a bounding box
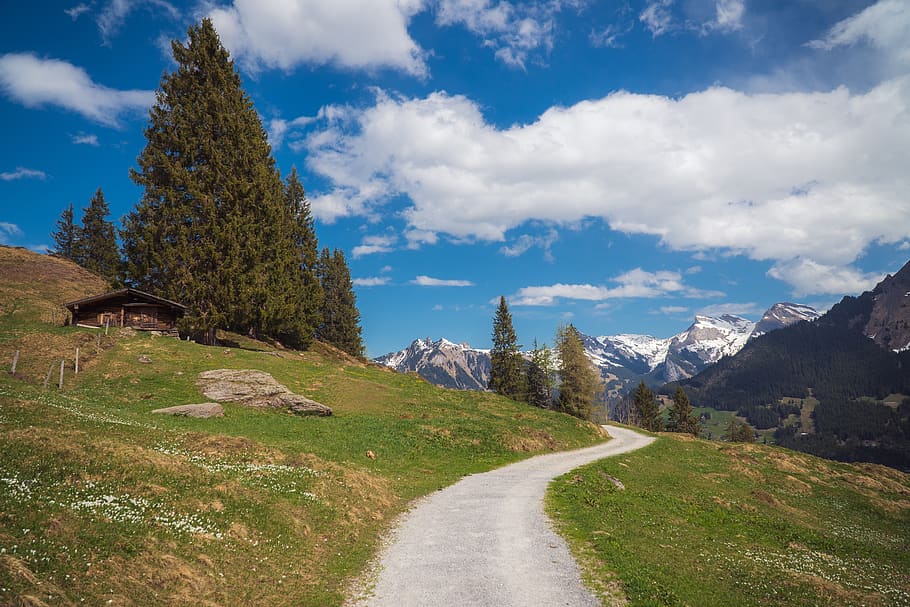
[64,288,187,311]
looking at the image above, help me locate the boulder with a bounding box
[152,403,224,418]
[196,369,332,416]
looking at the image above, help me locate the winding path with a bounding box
[348,425,654,607]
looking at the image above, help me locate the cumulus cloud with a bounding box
[435,0,576,69]
[640,0,674,36]
[767,259,883,297]
[97,0,180,44]
[411,275,475,287]
[808,0,910,71]
[352,276,390,287]
[352,234,397,258]
[0,53,153,127]
[304,77,910,295]
[72,133,99,146]
[0,167,46,181]
[268,114,316,149]
[697,302,762,317]
[510,268,723,306]
[499,228,558,260]
[0,222,23,244]
[207,0,427,76]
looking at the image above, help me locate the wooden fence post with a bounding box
[75,347,80,375]
[10,350,19,374]
[44,364,53,388]
[58,360,65,389]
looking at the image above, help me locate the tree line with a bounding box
[50,19,363,356]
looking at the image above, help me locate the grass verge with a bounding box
[548,432,910,607]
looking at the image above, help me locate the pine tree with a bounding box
[632,380,662,432]
[527,339,555,409]
[76,188,120,281]
[317,248,364,357]
[282,167,322,347]
[51,202,79,262]
[555,324,599,419]
[489,296,526,401]
[121,18,296,344]
[667,386,700,436]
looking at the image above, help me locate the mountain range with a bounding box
[671,259,910,469]
[375,302,821,396]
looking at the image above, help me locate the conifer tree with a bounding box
[121,18,297,344]
[527,339,555,409]
[51,202,78,262]
[283,167,322,346]
[667,386,700,436]
[555,324,599,419]
[76,188,120,282]
[632,380,662,432]
[317,248,364,357]
[727,419,755,442]
[489,296,526,401]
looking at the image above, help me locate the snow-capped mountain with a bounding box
[750,303,821,339]
[374,337,491,390]
[375,302,819,395]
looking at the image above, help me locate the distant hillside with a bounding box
[0,245,109,323]
[672,259,910,469]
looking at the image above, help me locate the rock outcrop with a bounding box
[196,369,332,416]
[151,403,224,418]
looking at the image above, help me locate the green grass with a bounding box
[0,324,605,606]
[548,432,910,606]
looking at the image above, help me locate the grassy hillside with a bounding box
[0,248,606,606]
[549,432,910,606]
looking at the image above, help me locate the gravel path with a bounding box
[348,425,654,607]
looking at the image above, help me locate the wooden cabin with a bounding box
[64,288,186,333]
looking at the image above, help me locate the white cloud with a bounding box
[432,304,444,311]
[208,0,427,76]
[65,3,90,20]
[435,0,568,69]
[411,275,475,287]
[268,114,316,149]
[697,302,762,317]
[0,167,46,181]
[767,259,883,297]
[305,78,910,295]
[352,234,397,258]
[589,23,631,49]
[510,268,723,306]
[710,0,744,33]
[659,305,689,315]
[72,133,99,146]
[685,265,702,275]
[0,222,23,244]
[499,228,557,260]
[0,53,154,127]
[97,0,180,44]
[808,0,910,72]
[352,276,390,287]
[898,241,910,251]
[640,0,674,36]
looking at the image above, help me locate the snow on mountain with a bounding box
[375,337,491,391]
[750,303,821,339]
[375,302,820,395]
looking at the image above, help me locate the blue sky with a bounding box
[1,0,909,357]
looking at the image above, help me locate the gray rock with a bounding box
[151,403,224,418]
[196,369,332,416]
[138,354,153,364]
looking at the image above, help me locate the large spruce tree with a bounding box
[667,386,700,436]
[76,188,120,282]
[316,248,363,357]
[121,19,300,344]
[527,339,555,409]
[51,202,78,262]
[282,167,322,347]
[632,381,663,432]
[555,324,599,419]
[489,296,526,401]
